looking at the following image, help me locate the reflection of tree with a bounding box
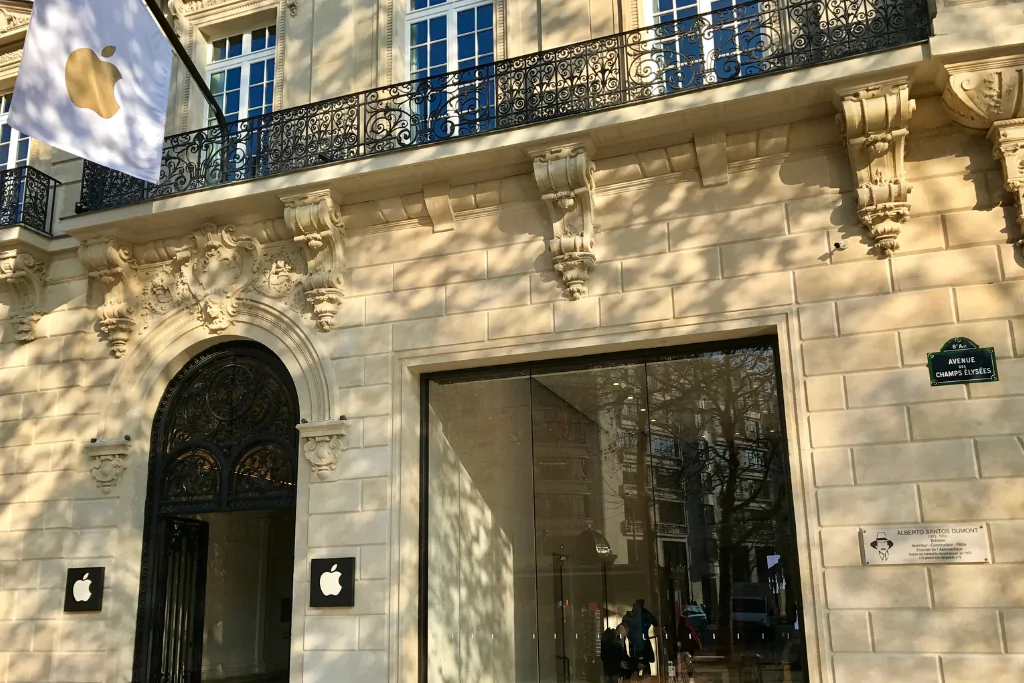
[647,347,787,657]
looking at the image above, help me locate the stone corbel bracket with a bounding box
[423,181,456,233]
[528,140,598,300]
[694,129,728,187]
[84,438,131,494]
[297,419,349,481]
[0,249,47,342]
[79,237,141,358]
[836,78,915,258]
[282,190,346,331]
[940,57,1024,241]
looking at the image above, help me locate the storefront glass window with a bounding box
[424,341,806,683]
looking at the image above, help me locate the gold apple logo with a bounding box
[65,46,123,119]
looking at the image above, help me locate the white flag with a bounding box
[9,0,172,183]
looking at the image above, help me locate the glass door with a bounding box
[424,339,806,683]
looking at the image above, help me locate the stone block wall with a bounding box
[2,92,1024,682]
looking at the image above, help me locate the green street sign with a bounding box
[927,338,998,386]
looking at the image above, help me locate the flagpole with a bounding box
[142,0,228,130]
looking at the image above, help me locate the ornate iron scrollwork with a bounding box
[76,0,931,212]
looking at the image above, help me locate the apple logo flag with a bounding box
[8,0,172,183]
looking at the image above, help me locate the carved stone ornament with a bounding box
[0,249,47,342]
[836,79,915,258]
[529,141,598,299]
[297,419,349,481]
[281,190,346,331]
[178,223,262,332]
[79,237,141,359]
[79,206,342,357]
[83,439,131,494]
[940,57,1024,243]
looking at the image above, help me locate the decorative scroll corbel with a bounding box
[836,79,915,258]
[79,237,141,358]
[0,249,46,341]
[529,141,598,300]
[178,223,262,333]
[84,438,131,494]
[297,419,348,481]
[281,190,346,331]
[940,57,1024,242]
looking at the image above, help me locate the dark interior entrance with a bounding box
[133,342,300,683]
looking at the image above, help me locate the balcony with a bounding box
[74,0,930,214]
[0,166,60,236]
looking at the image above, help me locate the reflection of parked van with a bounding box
[731,597,772,627]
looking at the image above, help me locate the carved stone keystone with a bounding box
[941,56,1024,241]
[297,419,349,481]
[0,249,46,341]
[281,190,346,331]
[836,79,915,258]
[529,140,597,300]
[84,439,131,494]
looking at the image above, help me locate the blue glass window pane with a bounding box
[268,26,277,47]
[252,28,266,52]
[227,35,243,58]
[0,143,10,167]
[210,71,225,94]
[265,86,274,105]
[479,52,494,65]
[478,5,493,28]
[429,0,445,5]
[429,64,446,76]
[250,84,264,107]
[457,9,474,35]
[411,46,427,72]
[16,135,28,164]
[412,0,428,8]
[429,16,446,39]
[457,34,475,61]
[250,61,265,84]
[226,90,240,115]
[411,21,427,46]
[429,41,446,67]
[2,98,10,114]
[212,38,226,61]
[479,29,493,56]
[267,58,275,80]
[227,67,241,90]
[0,125,10,145]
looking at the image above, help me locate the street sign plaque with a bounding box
[927,337,998,386]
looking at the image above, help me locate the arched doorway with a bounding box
[132,341,300,683]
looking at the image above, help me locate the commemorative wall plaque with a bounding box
[927,337,998,386]
[860,525,989,565]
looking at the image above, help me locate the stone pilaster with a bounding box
[836,79,915,258]
[84,438,131,494]
[0,249,46,341]
[281,190,346,331]
[529,140,597,300]
[297,419,349,481]
[941,57,1024,241]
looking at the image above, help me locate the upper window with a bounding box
[408,0,494,79]
[0,95,29,170]
[207,25,277,126]
[650,0,764,87]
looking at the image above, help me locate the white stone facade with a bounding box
[1,0,1024,682]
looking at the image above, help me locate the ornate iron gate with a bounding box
[152,518,209,683]
[132,342,300,683]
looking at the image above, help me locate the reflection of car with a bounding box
[731,597,773,627]
[681,604,708,630]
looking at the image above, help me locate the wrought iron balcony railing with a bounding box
[0,166,60,235]
[75,0,930,213]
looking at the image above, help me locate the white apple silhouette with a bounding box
[73,573,92,602]
[319,564,342,597]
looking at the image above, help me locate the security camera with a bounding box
[833,239,848,251]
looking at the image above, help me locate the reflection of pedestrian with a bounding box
[601,623,633,682]
[622,599,658,676]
